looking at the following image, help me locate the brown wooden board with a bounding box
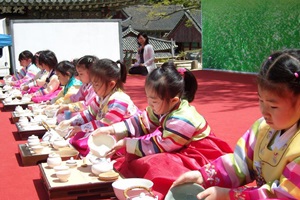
[2,100,32,111]
[39,162,117,200]
[11,111,34,123]
[15,123,46,140]
[18,144,78,166]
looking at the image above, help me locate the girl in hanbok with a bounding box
[59,58,138,157]
[92,62,232,199]
[11,50,40,86]
[31,50,61,103]
[172,49,300,200]
[49,60,82,105]
[21,51,48,94]
[55,55,97,123]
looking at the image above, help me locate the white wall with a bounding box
[10,19,122,73]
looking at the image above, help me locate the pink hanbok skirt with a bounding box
[69,131,91,157]
[113,133,233,200]
[31,88,61,103]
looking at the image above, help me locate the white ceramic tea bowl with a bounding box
[33,114,47,122]
[4,97,12,103]
[52,138,69,149]
[55,124,70,137]
[65,157,77,168]
[19,116,29,123]
[21,96,31,103]
[88,134,116,158]
[40,141,50,146]
[15,105,23,112]
[112,178,154,200]
[45,109,58,118]
[45,117,57,126]
[31,145,44,154]
[53,165,70,172]
[56,169,71,182]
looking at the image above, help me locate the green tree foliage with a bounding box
[148,0,200,9]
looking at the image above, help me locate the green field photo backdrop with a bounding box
[202,0,300,72]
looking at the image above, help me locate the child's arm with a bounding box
[54,85,81,105]
[79,97,140,133]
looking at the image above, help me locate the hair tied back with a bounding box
[177,67,186,76]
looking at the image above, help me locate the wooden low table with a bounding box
[39,161,117,200]
[2,100,32,111]
[11,111,34,123]
[15,122,47,140]
[18,144,79,166]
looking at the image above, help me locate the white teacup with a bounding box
[31,145,44,154]
[4,97,12,103]
[53,165,70,172]
[56,169,71,182]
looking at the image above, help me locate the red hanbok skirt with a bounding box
[113,133,232,200]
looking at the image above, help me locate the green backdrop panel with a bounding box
[202,0,300,72]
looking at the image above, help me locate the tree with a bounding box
[145,0,201,26]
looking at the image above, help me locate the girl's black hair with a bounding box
[38,50,58,69]
[55,60,77,77]
[18,50,33,61]
[89,58,127,90]
[137,32,149,45]
[146,61,198,102]
[76,55,98,70]
[32,50,43,65]
[258,49,300,97]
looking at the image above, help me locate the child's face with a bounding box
[76,66,90,84]
[145,87,179,115]
[41,63,49,71]
[91,77,115,98]
[19,59,31,67]
[56,71,69,86]
[258,86,300,131]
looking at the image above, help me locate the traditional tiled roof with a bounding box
[0,0,144,6]
[122,25,173,58]
[186,10,201,32]
[121,5,186,31]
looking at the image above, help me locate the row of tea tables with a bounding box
[0,87,118,200]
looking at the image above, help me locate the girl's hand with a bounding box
[92,126,115,136]
[105,139,126,157]
[172,170,203,187]
[57,105,69,114]
[198,187,230,200]
[67,126,81,138]
[58,119,72,128]
[21,85,29,91]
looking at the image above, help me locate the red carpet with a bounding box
[0,70,261,200]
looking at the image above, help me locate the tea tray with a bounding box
[39,161,118,199]
[11,111,34,123]
[18,144,78,166]
[15,122,46,140]
[2,100,32,111]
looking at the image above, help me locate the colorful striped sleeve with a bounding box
[199,119,264,189]
[80,96,135,133]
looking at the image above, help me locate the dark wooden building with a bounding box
[120,5,201,53]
